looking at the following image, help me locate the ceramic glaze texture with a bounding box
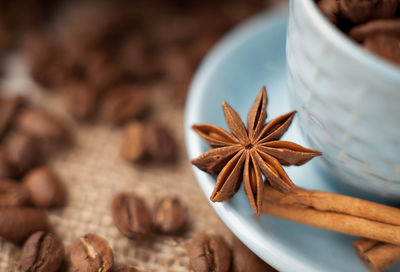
[286,0,400,197]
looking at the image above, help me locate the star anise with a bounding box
[191,86,322,216]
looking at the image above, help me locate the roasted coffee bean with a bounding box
[153,196,187,234]
[70,233,113,272]
[31,60,67,89]
[232,237,276,272]
[120,122,146,163]
[118,34,158,79]
[186,233,231,272]
[0,179,30,207]
[364,34,400,65]
[0,23,10,53]
[21,231,65,272]
[339,0,376,24]
[0,150,17,179]
[318,0,340,25]
[145,123,177,162]
[111,192,152,239]
[349,19,400,42]
[15,108,70,144]
[100,85,149,125]
[23,32,66,88]
[372,0,398,20]
[86,55,127,92]
[6,133,42,176]
[0,96,23,138]
[116,268,141,272]
[161,47,193,84]
[0,208,50,244]
[339,0,398,24]
[61,83,98,121]
[23,167,66,208]
[150,16,199,45]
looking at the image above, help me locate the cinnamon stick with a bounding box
[262,184,400,245]
[264,185,400,226]
[354,239,400,272]
[262,200,400,245]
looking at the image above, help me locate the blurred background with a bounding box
[0,0,280,103]
[0,1,286,271]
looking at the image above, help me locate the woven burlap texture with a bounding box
[0,56,231,272]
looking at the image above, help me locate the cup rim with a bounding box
[301,0,400,84]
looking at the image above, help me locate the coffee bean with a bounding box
[161,47,193,84]
[116,268,141,272]
[118,34,158,79]
[145,123,177,163]
[349,18,400,42]
[70,233,113,272]
[111,192,152,239]
[318,0,340,25]
[100,85,149,125]
[14,108,70,144]
[232,237,276,272]
[150,16,199,46]
[339,0,376,24]
[21,231,65,272]
[153,196,187,234]
[0,179,30,207]
[186,233,231,272]
[120,122,177,163]
[86,54,126,92]
[0,96,23,139]
[120,122,146,163]
[23,31,66,88]
[6,133,42,176]
[371,0,398,20]
[23,167,66,208]
[0,208,50,244]
[0,23,10,53]
[364,34,400,65]
[61,83,98,121]
[0,150,17,179]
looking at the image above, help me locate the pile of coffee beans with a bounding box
[0,97,69,271]
[186,233,276,272]
[0,0,271,270]
[316,0,400,65]
[109,191,275,272]
[20,231,141,272]
[111,193,188,240]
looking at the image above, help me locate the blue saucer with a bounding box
[184,8,399,272]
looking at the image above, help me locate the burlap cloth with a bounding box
[0,55,232,271]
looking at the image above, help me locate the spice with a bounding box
[191,87,321,216]
[262,184,400,245]
[353,238,400,272]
